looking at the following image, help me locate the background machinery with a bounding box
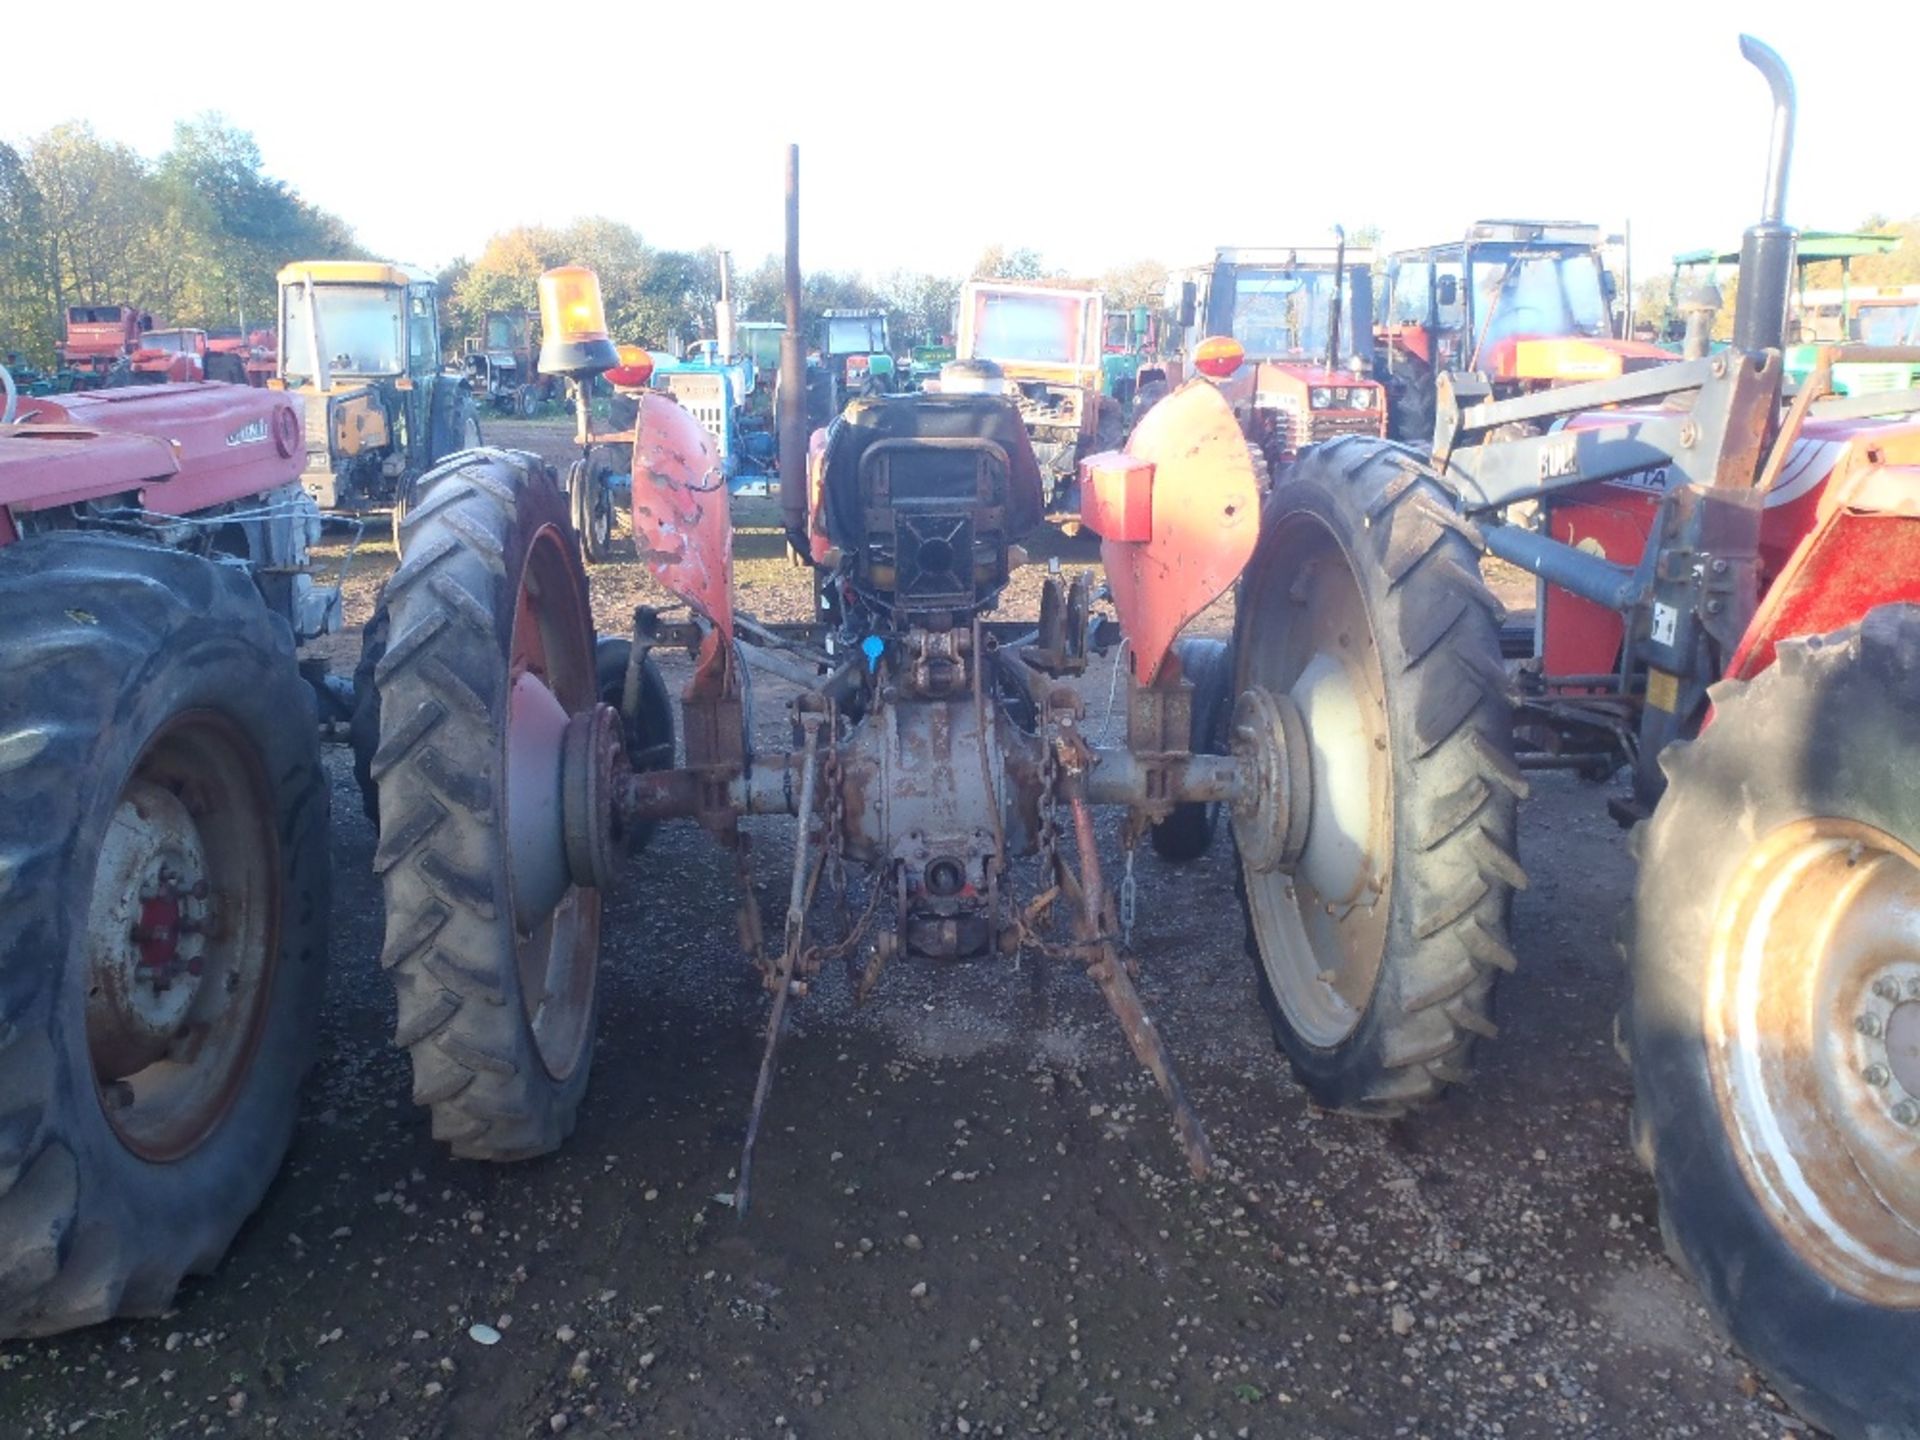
[275,261,482,519]
[462,307,564,416]
[1159,241,1386,470]
[1377,220,1666,443]
[55,304,154,388]
[952,278,1122,509]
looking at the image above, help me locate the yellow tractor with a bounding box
[274,261,481,521]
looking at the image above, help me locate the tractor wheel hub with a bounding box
[86,780,210,1078]
[1229,686,1311,873]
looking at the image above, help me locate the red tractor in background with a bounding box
[55,304,155,386]
[109,327,252,387]
[207,327,277,387]
[1377,220,1668,443]
[0,362,348,1340]
[1155,238,1386,472]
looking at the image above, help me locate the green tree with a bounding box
[1097,259,1167,315]
[970,245,1051,281]
[25,123,159,317]
[0,141,54,360]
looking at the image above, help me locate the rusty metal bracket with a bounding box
[734,710,825,1219]
[1057,767,1213,1180]
[1123,659,1194,825]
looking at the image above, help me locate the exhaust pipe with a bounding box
[778,144,808,541]
[1731,35,1797,353]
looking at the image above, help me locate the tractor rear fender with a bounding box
[1727,429,1920,680]
[630,391,734,644]
[1078,379,1261,684]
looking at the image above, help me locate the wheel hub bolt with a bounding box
[1873,977,1901,1001]
[1857,1014,1883,1037]
[1893,1101,1920,1128]
[1863,1064,1891,1088]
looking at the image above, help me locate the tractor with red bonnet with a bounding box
[1377,220,1666,443]
[111,327,251,387]
[0,365,343,1339]
[1157,237,1387,471]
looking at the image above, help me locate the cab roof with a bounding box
[1672,231,1902,268]
[1212,246,1376,269]
[276,260,429,288]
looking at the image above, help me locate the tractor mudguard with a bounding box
[1726,431,1920,680]
[1078,379,1261,684]
[631,391,734,644]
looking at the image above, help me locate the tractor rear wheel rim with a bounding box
[504,524,601,1083]
[84,712,279,1162]
[1707,817,1920,1305]
[1237,521,1392,1048]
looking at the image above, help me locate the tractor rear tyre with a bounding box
[1627,605,1920,1440]
[1150,637,1233,863]
[568,456,616,564]
[372,448,603,1160]
[0,535,328,1339]
[516,385,538,419]
[1231,436,1524,1115]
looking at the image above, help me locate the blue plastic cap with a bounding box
[860,635,885,672]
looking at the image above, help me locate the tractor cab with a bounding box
[1378,221,1664,443]
[125,328,210,384]
[953,280,1117,508]
[1165,244,1386,468]
[58,303,153,384]
[1663,232,1918,395]
[462,308,557,415]
[819,309,893,395]
[275,261,477,511]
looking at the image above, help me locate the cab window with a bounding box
[1434,262,1466,333]
[409,289,440,372]
[1389,263,1430,327]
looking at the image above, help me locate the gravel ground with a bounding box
[0,419,1818,1438]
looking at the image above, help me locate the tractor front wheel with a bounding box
[1627,605,1920,1439]
[568,456,615,564]
[0,535,328,1339]
[370,448,603,1159]
[1230,436,1524,1114]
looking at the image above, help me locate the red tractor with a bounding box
[207,327,278,387]
[0,364,345,1339]
[1157,237,1387,472]
[55,304,154,386]
[110,327,252,387]
[1377,220,1669,443]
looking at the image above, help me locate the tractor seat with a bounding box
[817,391,1045,552]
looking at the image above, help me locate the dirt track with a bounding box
[0,419,1813,1439]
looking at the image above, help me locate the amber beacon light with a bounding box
[537,266,621,376]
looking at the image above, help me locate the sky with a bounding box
[4,0,1917,289]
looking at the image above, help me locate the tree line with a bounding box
[0,118,358,361]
